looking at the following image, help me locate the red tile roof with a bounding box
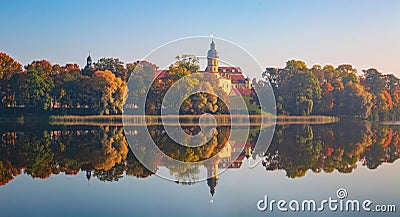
[230,74,247,84]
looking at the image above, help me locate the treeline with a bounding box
[0,53,228,116]
[2,52,399,120]
[0,52,131,114]
[263,60,400,120]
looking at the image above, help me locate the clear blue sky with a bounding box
[1,0,399,76]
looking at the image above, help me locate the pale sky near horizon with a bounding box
[1,0,399,77]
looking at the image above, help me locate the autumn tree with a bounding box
[94,58,128,81]
[341,81,373,118]
[51,64,81,108]
[362,68,393,120]
[0,53,22,107]
[392,89,400,120]
[89,70,127,114]
[379,74,400,120]
[25,60,53,77]
[145,55,196,114]
[318,82,335,115]
[144,55,227,115]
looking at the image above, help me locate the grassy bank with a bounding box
[48,114,338,126]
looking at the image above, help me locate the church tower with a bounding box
[82,52,95,76]
[85,53,93,69]
[206,38,219,73]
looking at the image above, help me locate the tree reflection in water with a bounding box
[262,121,400,178]
[1,121,400,197]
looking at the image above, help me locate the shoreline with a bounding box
[45,114,339,126]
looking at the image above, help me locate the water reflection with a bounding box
[263,121,400,177]
[0,121,399,197]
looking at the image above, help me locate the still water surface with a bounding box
[0,121,399,217]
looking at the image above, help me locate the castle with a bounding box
[203,38,252,96]
[156,39,253,96]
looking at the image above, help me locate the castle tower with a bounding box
[206,38,219,73]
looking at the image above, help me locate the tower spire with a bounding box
[206,34,219,72]
[206,160,219,201]
[83,51,94,76]
[86,51,92,66]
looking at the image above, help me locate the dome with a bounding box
[207,39,219,58]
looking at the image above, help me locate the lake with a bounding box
[0,120,399,217]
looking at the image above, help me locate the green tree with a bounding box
[363,68,385,95]
[274,60,321,115]
[11,71,54,111]
[94,58,128,81]
[383,74,400,95]
[126,61,158,110]
[322,65,339,83]
[337,64,358,85]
